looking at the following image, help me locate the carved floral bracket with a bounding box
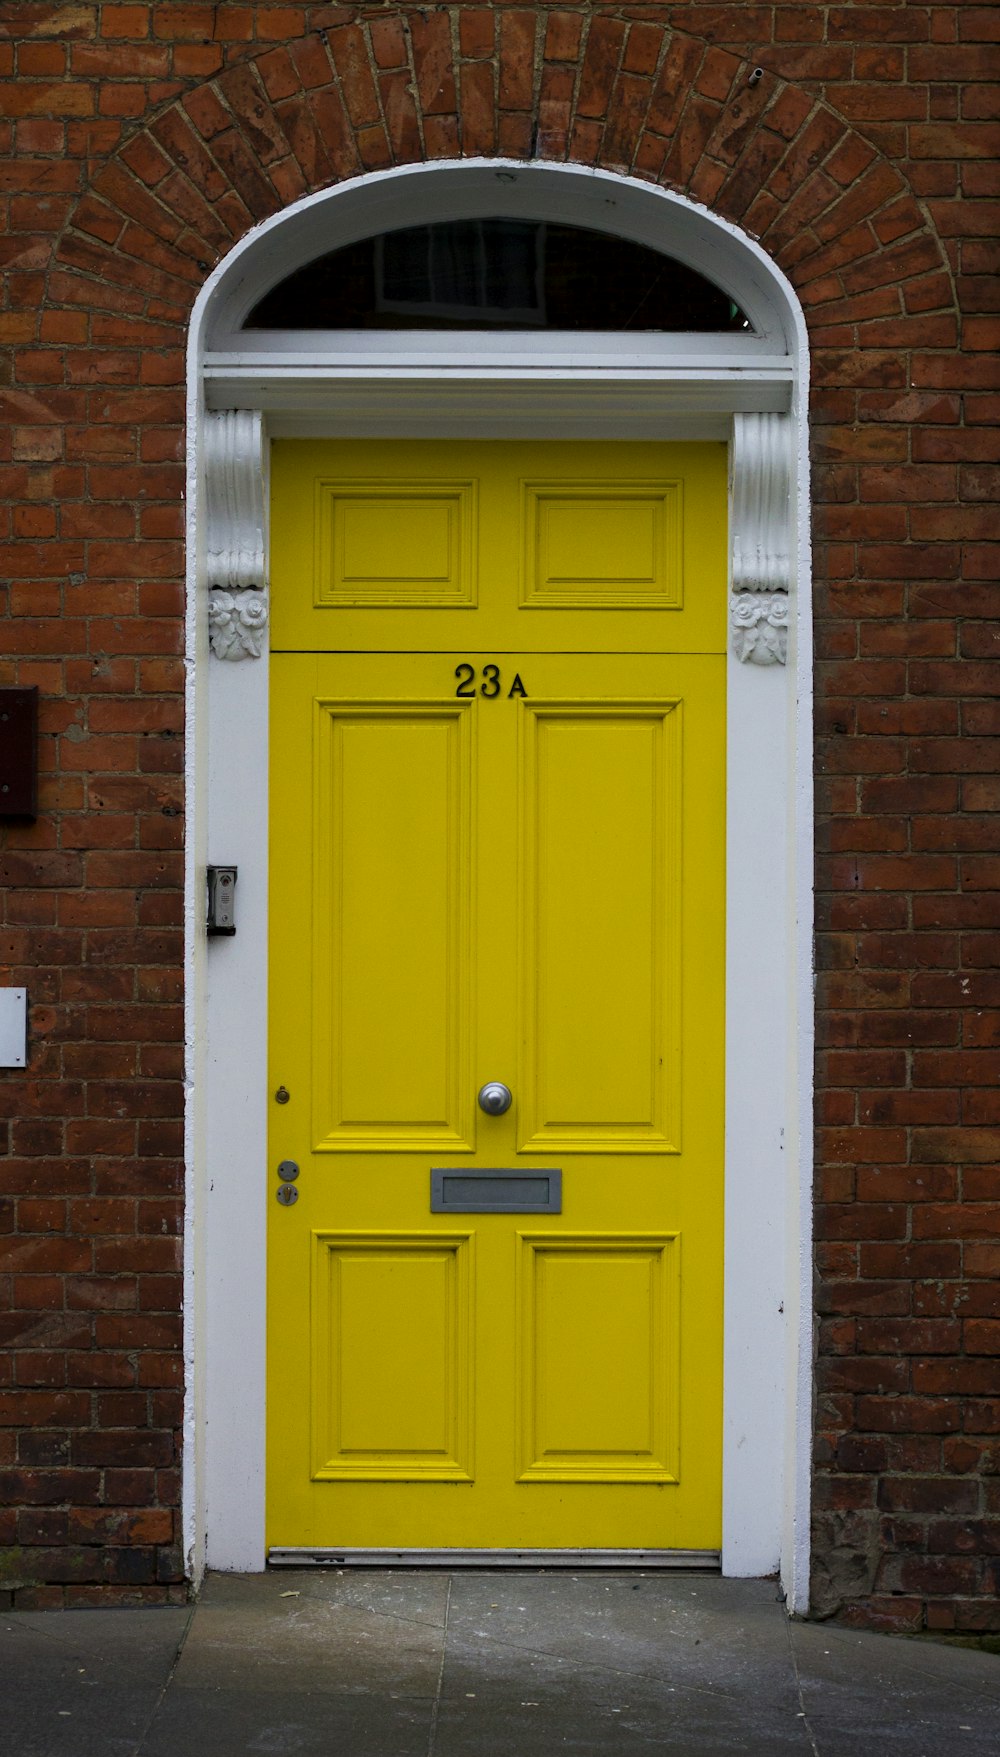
[729,411,791,665]
[205,410,269,659]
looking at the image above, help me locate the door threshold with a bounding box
[268,1547,721,1570]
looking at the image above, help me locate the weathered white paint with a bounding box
[203,643,269,1572]
[210,376,789,427]
[181,395,207,1584]
[787,371,816,1615]
[184,159,814,1608]
[721,651,788,1577]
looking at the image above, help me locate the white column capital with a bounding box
[205,410,269,659]
[729,412,791,665]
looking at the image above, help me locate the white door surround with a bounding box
[182,160,814,1610]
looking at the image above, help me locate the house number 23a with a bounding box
[454,663,527,700]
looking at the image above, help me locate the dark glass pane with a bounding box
[245,218,751,332]
[379,220,542,321]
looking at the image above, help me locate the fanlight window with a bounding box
[245,217,751,333]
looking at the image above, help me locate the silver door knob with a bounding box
[478,1081,512,1116]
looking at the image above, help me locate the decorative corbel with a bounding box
[729,411,791,665]
[205,409,269,659]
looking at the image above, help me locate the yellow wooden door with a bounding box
[267,442,726,1555]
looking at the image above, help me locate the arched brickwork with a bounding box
[54,17,952,346]
[6,8,996,1634]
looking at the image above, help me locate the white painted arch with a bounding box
[202,158,798,355]
[183,160,814,1610]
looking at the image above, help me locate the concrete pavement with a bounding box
[3,1569,998,1755]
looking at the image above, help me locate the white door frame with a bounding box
[182,160,814,1609]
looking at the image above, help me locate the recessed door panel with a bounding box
[519,703,680,1153]
[315,479,477,607]
[522,480,681,608]
[312,702,473,1151]
[517,1233,679,1482]
[311,1232,473,1481]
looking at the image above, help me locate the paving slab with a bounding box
[444,1572,799,1699]
[790,1618,1000,1757]
[438,1572,811,1754]
[170,1567,448,1699]
[434,1651,815,1756]
[139,1684,434,1757]
[1,1606,189,1757]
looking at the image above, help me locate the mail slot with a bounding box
[430,1169,562,1214]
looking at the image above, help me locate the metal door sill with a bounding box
[268,1547,721,1570]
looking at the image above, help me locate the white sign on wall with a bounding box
[0,988,27,1068]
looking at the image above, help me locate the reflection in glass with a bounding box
[245,218,751,333]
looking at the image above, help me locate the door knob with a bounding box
[478,1081,512,1116]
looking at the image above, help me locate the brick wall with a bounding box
[0,2,997,1625]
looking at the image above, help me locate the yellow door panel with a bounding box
[312,701,473,1151]
[518,701,680,1153]
[311,1232,474,1481]
[269,644,724,1552]
[522,478,681,609]
[517,1234,679,1483]
[270,439,727,655]
[316,478,477,609]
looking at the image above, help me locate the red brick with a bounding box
[499,12,535,111]
[328,25,380,130]
[460,60,496,155]
[859,1399,963,1436]
[622,22,661,78]
[409,11,457,117]
[544,11,582,63]
[369,17,407,72]
[459,10,493,60]
[577,17,626,121]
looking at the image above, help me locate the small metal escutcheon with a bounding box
[277,1160,299,1182]
[276,1185,298,1206]
[206,865,237,937]
[275,1086,290,1104]
[478,1081,512,1116]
